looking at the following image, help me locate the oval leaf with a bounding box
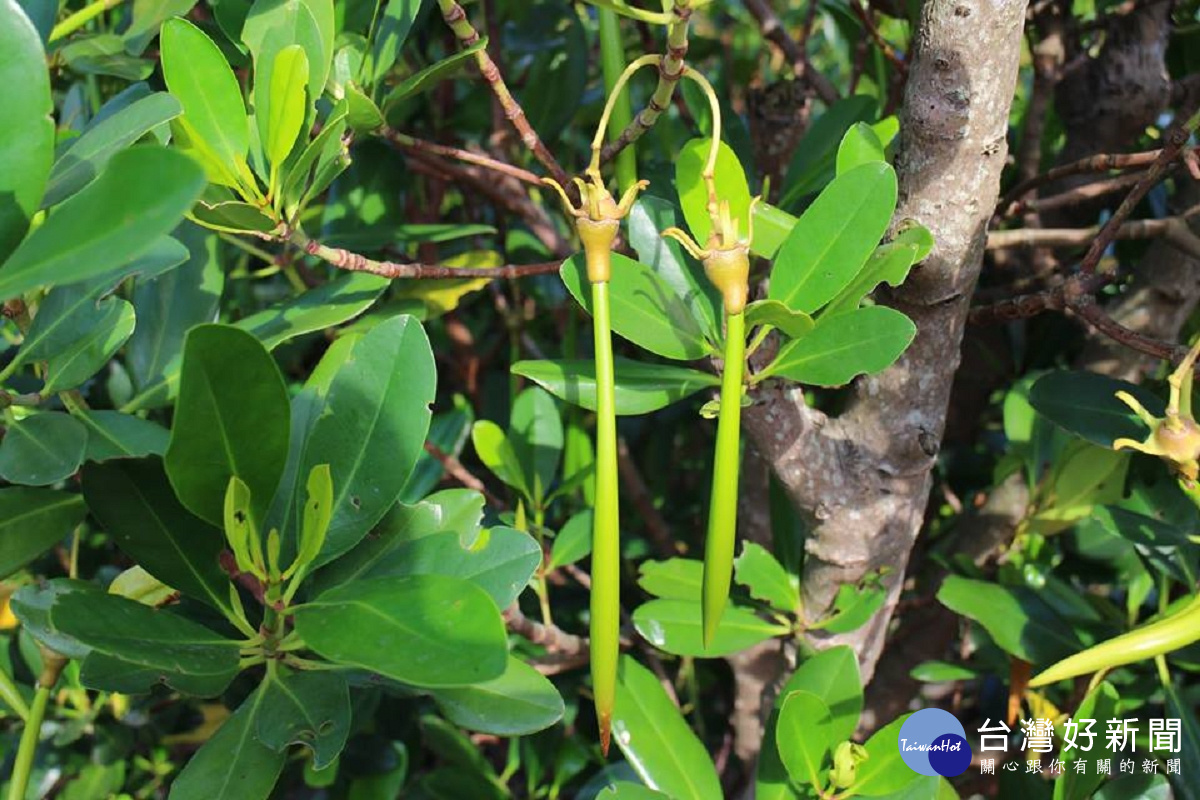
[776,691,832,787]
[763,306,915,386]
[632,598,789,657]
[430,655,565,736]
[513,359,720,416]
[0,488,86,578]
[0,412,88,486]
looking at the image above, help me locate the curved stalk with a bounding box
[591,280,620,756]
[598,9,639,193]
[589,55,663,175]
[7,685,50,800]
[680,67,723,225]
[702,310,745,647]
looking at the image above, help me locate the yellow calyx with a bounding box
[1113,337,1200,481]
[544,169,648,283]
[662,197,760,315]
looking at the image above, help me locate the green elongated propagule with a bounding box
[543,54,656,754]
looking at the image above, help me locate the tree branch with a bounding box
[742,0,840,106]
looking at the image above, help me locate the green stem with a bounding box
[7,685,49,800]
[598,9,638,193]
[702,310,745,647]
[590,280,620,757]
[0,668,29,722]
[49,0,128,41]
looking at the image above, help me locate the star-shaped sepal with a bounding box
[1113,338,1200,482]
[661,197,761,315]
[544,169,647,283]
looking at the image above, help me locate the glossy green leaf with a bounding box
[235,272,387,350]
[0,0,53,258]
[265,45,310,166]
[549,509,592,570]
[836,122,886,174]
[295,314,436,566]
[733,542,799,613]
[509,387,562,507]
[190,199,278,233]
[611,656,722,799]
[346,82,385,132]
[0,411,87,486]
[59,34,153,80]
[847,714,921,796]
[243,0,331,103]
[283,102,348,214]
[782,94,876,207]
[638,558,703,600]
[822,579,889,634]
[627,196,721,345]
[632,598,789,657]
[744,300,815,339]
[294,575,507,687]
[10,579,99,660]
[161,18,250,182]
[430,655,564,736]
[1054,681,1119,800]
[124,223,224,411]
[165,324,290,526]
[29,293,136,393]
[675,138,752,247]
[937,575,1087,665]
[0,488,86,578]
[82,457,234,615]
[598,784,671,800]
[560,254,713,360]
[513,359,719,417]
[908,661,978,683]
[821,241,919,318]
[49,590,240,696]
[1029,371,1165,449]
[776,690,832,786]
[472,420,527,494]
[768,162,897,314]
[0,147,205,301]
[44,92,182,208]
[257,669,350,768]
[78,410,170,462]
[762,306,915,386]
[368,0,425,86]
[381,39,489,110]
[169,686,287,800]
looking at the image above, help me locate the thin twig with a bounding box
[436,0,570,186]
[377,127,542,185]
[850,0,908,77]
[423,441,508,509]
[504,603,588,655]
[986,206,1200,256]
[742,0,840,106]
[1001,170,1149,218]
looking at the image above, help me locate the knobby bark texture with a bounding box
[744,0,1029,682]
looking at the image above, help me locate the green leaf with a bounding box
[611,656,722,799]
[598,784,671,800]
[234,271,388,350]
[744,300,815,339]
[821,579,889,634]
[908,661,978,683]
[638,558,702,600]
[401,402,475,502]
[632,598,789,657]
[0,411,88,486]
[0,0,53,259]
[161,18,250,183]
[0,147,205,301]
[1054,681,1119,800]
[368,0,425,87]
[10,579,98,660]
[381,38,489,110]
[49,590,240,696]
[782,94,876,207]
[294,575,507,687]
[560,254,714,360]
[776,690,832,786]
[32,293,136,393]
[59,34,153,80]
[513,359,719,417]
[295,314,436,566]
[45,92,181,208]
[768,162,897,314]
[548,509,592,570]
[1029,371,1165,448]
[733,542,799,614]
[82,457,234,616]
[847,714,921,796]
[0,488,86,578]
[165,324,290,526]
[256,669,350,768]
[675,138,752,247]
[937,575,1087,665]
[836,122,886,174]
[78,410,170,462]
[264,45,309,167]
[190,198,278,234]
[243,0,331,104]
[430,655,564,736]
[821,241,919,318]
[169,685,287,800]
[763,306,915,386]
[509,387,562,507]
[472,420,527,495]
[346,82,385,132]
[627,196,722,345]
[283,102,348,214]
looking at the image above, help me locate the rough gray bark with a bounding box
[743,0,1029,682]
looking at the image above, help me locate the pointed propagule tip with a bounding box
[599,713,613,757]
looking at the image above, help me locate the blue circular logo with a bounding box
[896,709,971,777]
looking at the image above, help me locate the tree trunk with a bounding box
[743,0,1030,682]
